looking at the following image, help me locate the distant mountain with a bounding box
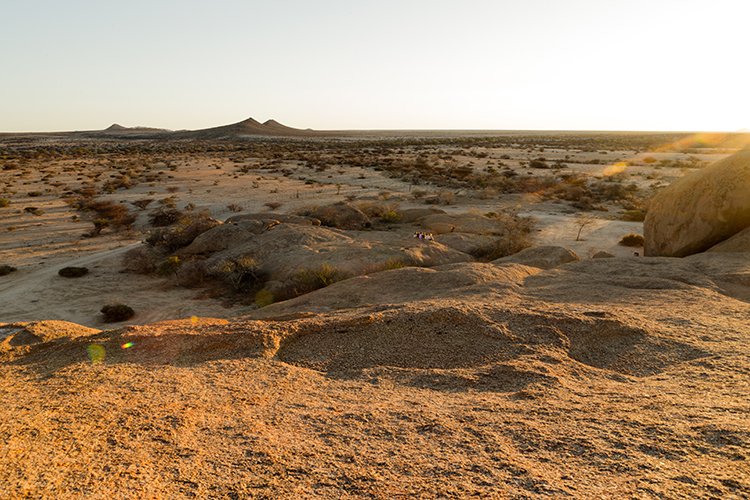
[100,123,170,134]
[0,117,322,139]
[174,117,320,139]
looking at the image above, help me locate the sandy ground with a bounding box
[0,138,725,327]
[1,254,749,498]
[0,133,747,497]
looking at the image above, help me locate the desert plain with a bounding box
[1,123,749,498]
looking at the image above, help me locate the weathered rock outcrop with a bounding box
[302,203,371,230]
[644,149,750,257]
[707,226,750,253]
[492,246,579,270]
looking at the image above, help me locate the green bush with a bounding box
[0,198,10,208]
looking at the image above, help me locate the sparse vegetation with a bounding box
[469,211,535,260]
[100,303,135,322]
[210,256,263,292]
[0,264,17,276]
[619,233,645,247]
[58,266,89,278]
[285,263,345,298]
[574,213,597,241]
[24,207,44,216]
[148,206,183,227]
[146,211,219,252]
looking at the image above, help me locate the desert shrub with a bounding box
[619,233,645,247]
[103,175,135,192]
[0,264,17,276]
[254,288,275,307]
[131,198,154,210]
[0,198,10,208]
[356,201,402,222]
[122,246,160,274]
[157,255,182,276]
[529,159,550,169]
[174,259,208,287]
[28,191,43,197]
[363,258,413,274]
[24,207,44,216]
[620,209,646,222]
[58,266,89,278]
[210,256,263,292]
[227,203,243,212]
[82,199,136,235]
[148,207,183,227]
[470,211,535,261]
[380,209,402,223]
[146,212,219,251]
[157,196,176,206]
[264,202,283,210]
[101,304,135,323]
[286,263,345,297]
[437,191,455,205]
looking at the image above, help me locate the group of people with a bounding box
[413,231,435,241]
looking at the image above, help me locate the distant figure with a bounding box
[634,251,640,257]
[413,231,434,242]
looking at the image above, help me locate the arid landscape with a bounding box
[1,122,749,497]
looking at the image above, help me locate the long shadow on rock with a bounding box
[8,327,271,375]
[276,307,531,376]
[276,306,710,386]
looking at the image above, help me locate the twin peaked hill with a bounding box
[97,117,319,139]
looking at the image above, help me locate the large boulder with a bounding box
[225,213,320,226]
[398,208,446,223]
[644,149,750,257]
[492,246,579,270]
[303,203,371,230]
[180,220,266,255]
[707,226,750,253]
[204,224,471,283]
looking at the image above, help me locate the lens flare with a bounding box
[121,342,134,349]
[602,161,628,177]
[87,344,106,364]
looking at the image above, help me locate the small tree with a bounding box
[574,213,597,241]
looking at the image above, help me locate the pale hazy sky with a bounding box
[2,0,748,132]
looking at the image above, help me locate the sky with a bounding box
[1,0,748,132]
